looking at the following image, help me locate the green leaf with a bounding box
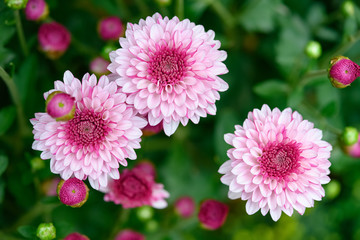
[0,47,15,67]
[275,15,310,76]
[253,79,288,98]
[0,105,16,136]
[17,225,37,239]
[0,154,8,177]
[0,6,16,46]
[214,110,240,163]
[238,0,281,33]
[14,54,38,103]
[0,180,5,204]
[287,87,304,108]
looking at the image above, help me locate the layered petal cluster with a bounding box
[31,71,147,190]
[103,165,169,209]
[108,13,228,136]
[218,104,332,221]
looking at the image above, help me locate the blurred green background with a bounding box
[1,0,360,239]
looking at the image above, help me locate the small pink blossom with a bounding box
[25,0,48,21]
[219,104,332,221]
[38,22,71,59]
[198,199,228,230]
[175,196,195,218]
[57,178,89,207]
[31,71,147,190]
[104,166,169,209]
[108,13,228,136]
[98,16,124,41]
[115,230,145,240]
[64,232,89,240]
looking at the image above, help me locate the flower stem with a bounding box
[176,0,184,20]
[209,0,235,29]
[0,67,31,138]
[4,201,60,233]
[14,10,28,57]
[298,69,328,88]
[107,208,130,240]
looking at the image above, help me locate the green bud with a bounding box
[341,126,359,146]
[342,1,355,17]
[30,157,45,171]
[101,43,118,61]
[5,0,28,9]
[136,206,154,221]
[305,41,322,59]
[36,223,56,240]
[325,180,341,200]
[155,0,171,6]
[145,220,159,232]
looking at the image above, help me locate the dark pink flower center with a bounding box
[66,110,110,147]
[258,142,301,179]
[148,48,186,88]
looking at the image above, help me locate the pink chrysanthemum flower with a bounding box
[103,167,169,209]
[31,71,147,190]
[218,104,332,221]
[108,13,228,136]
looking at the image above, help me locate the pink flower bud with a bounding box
[46,91,75,121]
[89,57,110,76]
[64,232,89,240]
[24,0,49,21]
[342,129,360,158]
[328,56,360,88]
[98,16,124,41]
[41,177,61,196]
[142,122,163,137]
[115,230,145,240]
[57,178,89,208]
[133,160,156,179]
[38,22,71,59]
[175,196,195,218]
[198,199,228,230]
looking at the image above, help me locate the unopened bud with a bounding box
[98,16,124,41]
[5,0,28,9]
[90,57,110,76]
[38,22,71,59]
[175,196,195,218]
[46,91,75,121]
[342,1,355,17]
[155,0,171,6]
[341,126,359,146]
[136,206,154,221]
[115,230,145,240]
[305,41,322,59]
[24,0,49,21]
[64,232,90,240]
[36,223,56,240]
[198,199,228,230]
[57,178,89,208]
[101,43,117,61]
[328,56,360,88]
[325,180,341,200]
